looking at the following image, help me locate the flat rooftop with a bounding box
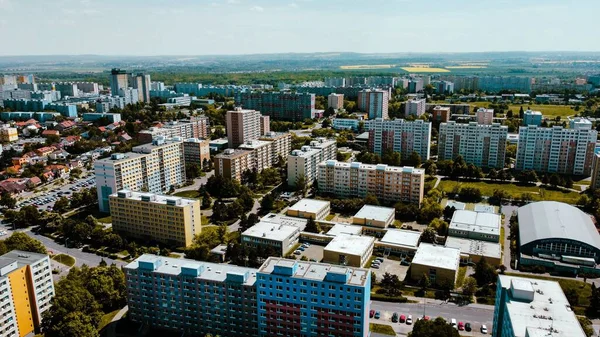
[412,244,460,271]
[324,234,375,256]
[326,224,362,237]
[125,254,257,286]
[259,257,369,287]
[238,140,271,150]
[261,213,308,231]
[214,148,252,159]
[445,237,501,260]
[498,274,587,337]
[379,229,421,249]
[94,151,147,164]
[450,210,501,235]
[242,221,299,241]
[288,198,330,214]
[474,204,496,214]
[445,200,466,210]
[0,250,47,267]
[110,189,198,207]
[353,205,395,223]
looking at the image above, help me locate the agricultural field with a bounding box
[401,67,450,73]
[448,101,577,119]
[340,64,395,70]
[445,65,488,69]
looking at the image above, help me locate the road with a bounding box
[175,171,214,192]
[500,203,518,271]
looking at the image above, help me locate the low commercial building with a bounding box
[241,221,301,256]
[109,190,201,247]
[410,244,460,287]
[445,200,466,210]
[332,118,360,131]
[287,198,330,220]
[493,275,587,337]
[323,234,375,267]
[445,237,501,266]
[448,210,501,242]
[352,205,395,229]
[376,229,421,257]
[326,223,363,237]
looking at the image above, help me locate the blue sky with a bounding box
[0,0,598,55]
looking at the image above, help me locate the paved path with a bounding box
[175,171,214,193]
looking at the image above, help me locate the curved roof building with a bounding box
[517,201,600,262]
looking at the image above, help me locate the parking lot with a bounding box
[370,257,409,282]
[16,174,96,212]
[291,243,324,262]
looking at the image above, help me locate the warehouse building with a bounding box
[448,210,501,242]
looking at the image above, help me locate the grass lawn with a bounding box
[456,267,467,288]
[325,214,335,221]
[98,309,121,331]
[52,254,75,267]
[500,226,505,251]
[200,215,209,226]
[173,190,200,198]
[97,215,112,224]
[369,323,396,335]
[505,272,590,310]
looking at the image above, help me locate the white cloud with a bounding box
[250,5,264,12]
[227,0,240,4]
[0,0,12,10]
[289,3,298,8]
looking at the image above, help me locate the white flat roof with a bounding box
[474,204,496,214]
[445,200,466,210]
[412,243,460,271]
[354,205,395,223]
[259,257,369,287]
[380,229,421,249]
[261,213,308,231]
[326,224,362,237]
[445,237,501,259]
[325,234,375,257]
[450,210,501,235]
[110,189,198,207]
[288,198,330,214]
[242,221,299,242]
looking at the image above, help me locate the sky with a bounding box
[0,0,599,56]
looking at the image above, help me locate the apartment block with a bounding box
[259,115,270,135]
[82,112,122,123]
[357,89,388,119]
[404,98,426,117]
[110,68,130,96]
[259,131,292,165]
[214,149,253,181]
[364,118,431,160]
[53,82,79,98]
[125,255,258,337]
[515,125,597,176]
[226,108,262,148]
[235,92,315,121]
[137,116,210,144]
[324,77,346,87]
[328,93,344,109]
[432,106,451,122]
[332,118,360,131]
[591,153,600,190]
[239,140,273,173]
[0,127,18,143]
[109,190,201,247]
[0,250,54,337]
[522,110,542,126]
[438,121,507,169]
[287,138,337,186]
[317,160,425,204]
[182,138,210,167]
[570,117,593,130]
[130,73,151,103]
[476,108,494,125]
[94,138,186,212]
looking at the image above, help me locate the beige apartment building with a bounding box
[226,108,261,148]
[183,137,210,166]
[317,160,425,204]
[287,138,337,187]
[239,140,273,172]
[260,131,291,165]
[214,149,253,181]
[109,190,201,247]
[260,115,270,135]
[0,127,18,142]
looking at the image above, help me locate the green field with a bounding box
[471,102,576,118]
[173,190,201,198]
[52,254,75,267]
[369,323,396,335]
[438,180,580,204]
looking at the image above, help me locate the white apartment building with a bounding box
[327,93,344,110]
[287,138,337,187]
[405,99,426,117]
[94,137,185,212]
[226,108,262,148]
[476,108,494,125]
[259,131,292,165]
[239,140,273,173]
[438,121,507,169]
[516,125,597,176]
[364,118,431,160]
[317,160,425,204]
[357,89,389,119]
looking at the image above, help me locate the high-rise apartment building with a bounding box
[591,153,600,190]
[137,116,210,144]
[0,250,54,337]
[94,138,186,212]
[477,76,532,93]
[522,110,542,126]
[493,275,586,337]
[324,77,346,87]
[515,125,597,176]
[287,138,337,187]
[259,131,292,165]
[357,89,388,119]
[0,126,18,142]
[109,190,201,247]
[404,98,426,117]
[259,115,270,135]
[226,108,262,148]
[346,77,367,87]
[438,121,507,169]
[110,68,130,96]
[182,138,210,166]
[476,108,494,125]
[328,93,344,109]
[130,73,151,103]
[432,106,451,122]
[214,149,253,181]
[235,92,315,121]
[54,82,79,98]
[407,79,424,93]
[239,140,274,173]
[257,257,371,337]
[125,255,258,337]
[364,118,431,160]
[317,160,425,204]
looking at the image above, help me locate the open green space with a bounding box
[173,190,201,198]
[369,323,396,335]
[98,309,121,331]
[325,214,335,221]
[456,267,467,288]
[52,254,75,267]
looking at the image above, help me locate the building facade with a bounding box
[328,93,344,109]
[404,99,426,117]
[0,127,18,142]
[357,89,388,119]
[317,160,425,204]
[287,138,337,187]
[522,110,542,126]
[364,118,431,160]
[137,116,210,144]
[110,68,130,96]
[235,92,315,121]
[182,138,210,167]
[226,108,262,148]
[591,153,600,190]
[432,106,451,122]
[438,121,507,169]
[214,149,253,181]
[476,108,494,125]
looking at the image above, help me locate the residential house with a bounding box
[12,156,29,166]
[26,176,41,188]
[118,132,132,142]
[44,164,69,179]
[42,171,54,181]
[35,146,56,157]
[56,121,76,132]
[41,130,60,137]
[49,150,69,161]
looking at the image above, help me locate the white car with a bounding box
[451,319,457,328]
[406,315,412,325]
[481,325,488,334]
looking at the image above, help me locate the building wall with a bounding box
[410,263,457,287]
[9,267,34,337]
[591,154,600,190]
[357,90,389,119]
[214,151,252,181]
[226,109,261,148]
[323,250,363,268]
[364,118,431,160]
[235,92,315,121]
[438,121,507,169]
[183,139,210,166]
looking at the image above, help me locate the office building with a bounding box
[328,93,344,109]
[0,126,18,142]
[287,138,337,187]
[448,210,501,242]
[404,98,426,117]
[522,110,542,126]
[257,257,370,337]
[493,275,586,337]
[182,138,210,167]
[323,234,375,267]
[352,205,395,229]
[410,244,460,287]
[259,115,270,135]
[0,250,54,337]
[226,108,262,148]
[125,255,258,337]
[432,106,451,122]
[591,153,600,190]
[438,121,508,169]
[137,116,210,144]
[241,221,301,256]
[110,68,130,96]
[235,92,315,121]
[515,125,597,175]
[357,89,388,119]
[214,149,253,181]
[287,198,330,220]
[364,118,431,160]
[109,190,201,247]
[82,112,122,123]
[317,160,425,205]
[324,77,346,87]
[476,108,494,125]
[94,138,186,212]
[332,118,360,131]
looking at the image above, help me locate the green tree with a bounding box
[462,276,477,299]
[295,174,308,197]
[419,273,431,290]
[420,227,436,244]
[185,163,203,180]
[53,197,71,214]
[0,192,16,209]
[304,218,320,233]
[409,317,460,337]
[364,193,379,206]
[380,272,402,297]
[4,232,47,254]
[474,257,497,286]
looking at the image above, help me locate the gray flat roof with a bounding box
[353,205,395,223]
[324,234,375,256]
[450,210,501,235]
[242,221,299,241]
[518,201,600,248]
[1,250,48,266]
[288,198,330,214]
[445,237,501,259]
[110,189,198,207]
[259,257,369,287]
[412,244,460,271]
[326,224,363,237]
[474,204,496,214]
[445,200,466,210]
[261,213,308,231]
[379,229,421,248]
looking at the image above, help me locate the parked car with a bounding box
[465,323,471,332]
[451,319,457,328]
[293,250,302,255]
[481,325,488,334]
[458,322,464,331]
[391,312,398,323]
[374,311,380,319]
[406,315,413,325]
[399,314,406,323]
[298,247,305,251]
[375,257,384,263]
[371,264,380,269]
[423,316,430,321]
[369,310,375,318]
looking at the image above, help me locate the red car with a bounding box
[369,310,375,318]
[458,322,465,331]
[423,316,430,321]
[399,315,406,323]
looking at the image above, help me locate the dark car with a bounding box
[391,312,398,323]
[369,310,375,318]
[465,323,472,332]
